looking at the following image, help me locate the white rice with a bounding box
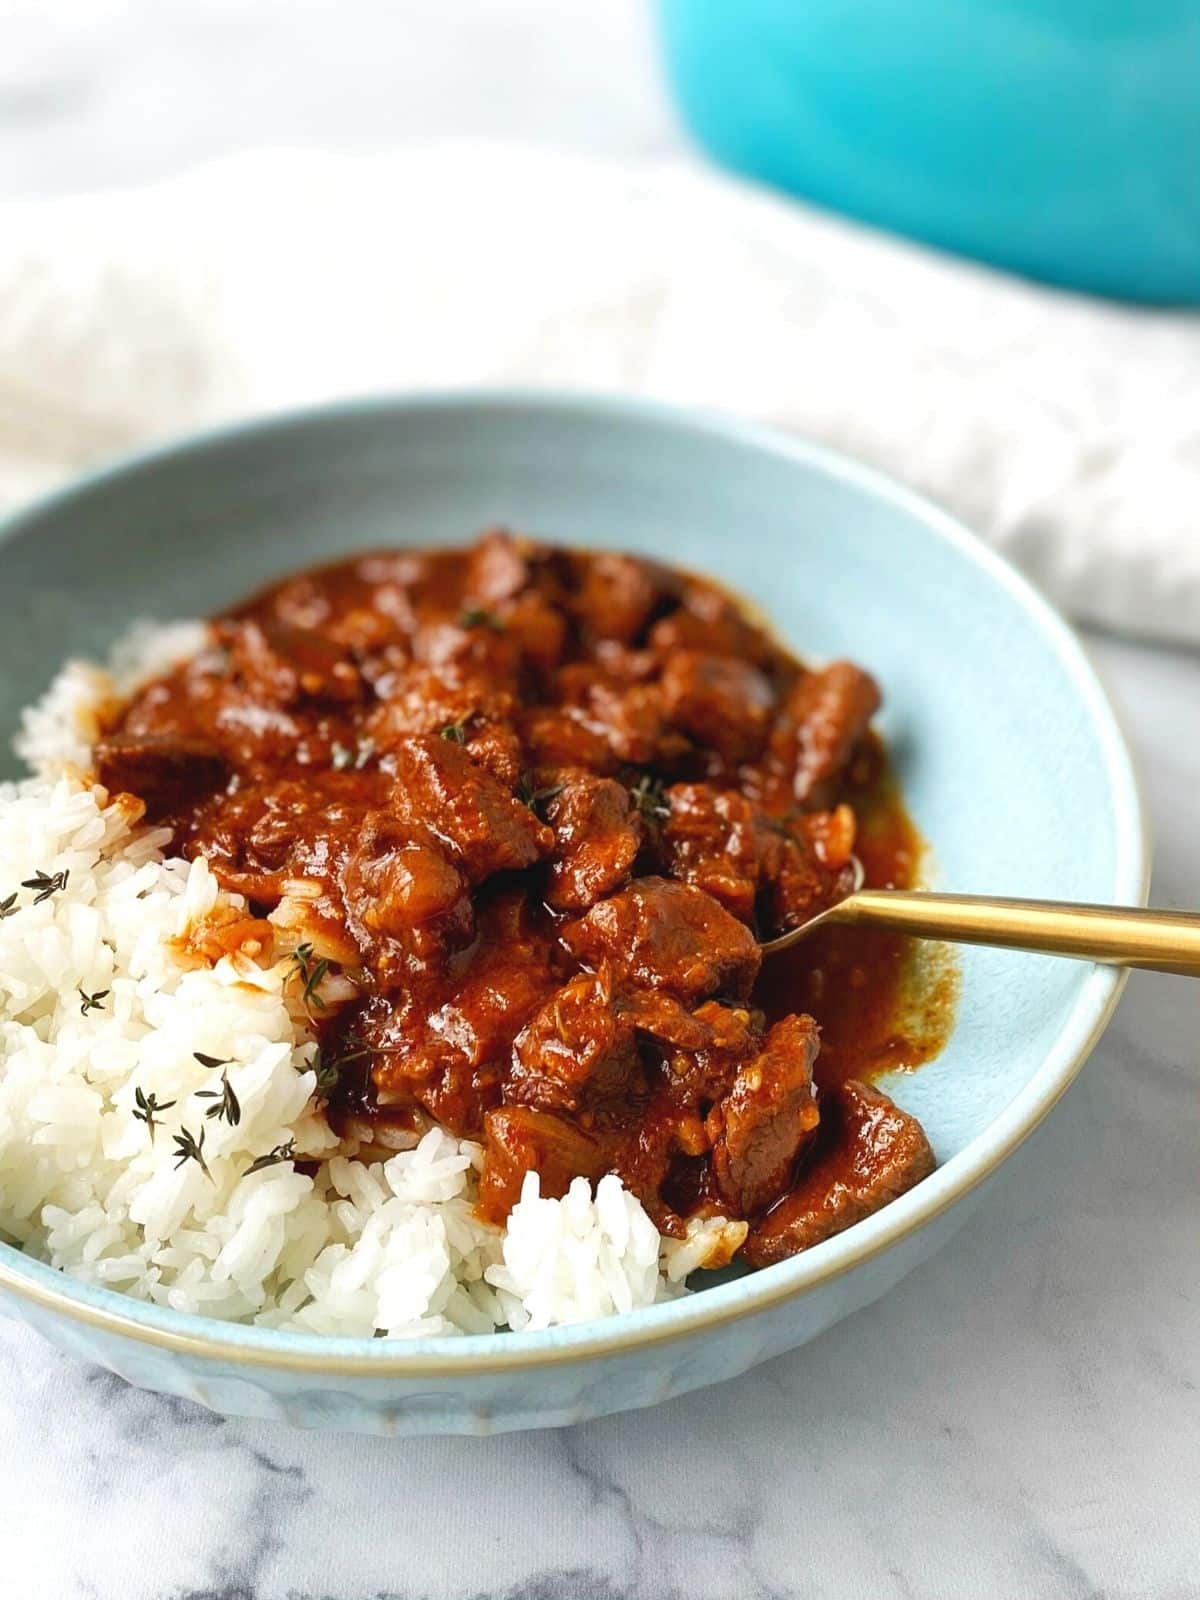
[0,630,745,1335]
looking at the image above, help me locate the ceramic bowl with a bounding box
[0,393,1146,1434]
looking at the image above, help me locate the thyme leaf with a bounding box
[304,960,330,1011]
[290,943,330,1012]
[246,1139,296,1175]
[171,1124,211,1179]
[0,892,17,921]
[628,773,669,821]
[132,1087,175,1143]
[197,1071,242,1127]
[194,1052,232,1070]
[458,607,504,632]
[306,1030,409,1088]
[21,868,69,904]
[78,987,109,1017]
[307,1046,342,1097]
[439,718,470,744]
[515,776,565,819]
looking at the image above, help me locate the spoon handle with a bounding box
[824,890,1200,977]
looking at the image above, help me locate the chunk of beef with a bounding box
[367,666,523,785]
[175,783,312,898]
[706,1014,821,1215]
[93,733,226,821]
[661,650,775,765]
[639,995,761,1108]
[742,1079,935,1265]
[499,591,569,679]
[507,967,646,1123]
[542,770,643,911]
[519,707,619,774]
[577,679,679,766]
[222,618,362,706]
[411,608,525,688]
[756,806,859,934]
[371,889,560,1123]
[339,813,473,967]
[562,876,761,1003]
[771,662,881,807]
[464,528,539,605]
[661,784,857,932]
[258,572,335,631]
[553,659,690,767]
[648,582,773,665]
[388,735,552,881]
[591,641,661,684]
[576,989,761,1117]
[661,785,764,923]
[479,1104,607,1222]
[205,776,378,873]
[610,1090,701,1227]
[620,989,724,1052]
[571,551,673,644]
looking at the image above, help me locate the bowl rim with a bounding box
[0,387,1150,1375]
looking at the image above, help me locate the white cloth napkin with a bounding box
[1,143,1198,645]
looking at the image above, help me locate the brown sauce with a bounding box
[94,532,950,1261]
[759,755,953,1092]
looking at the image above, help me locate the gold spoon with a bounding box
[761,861,1200,977]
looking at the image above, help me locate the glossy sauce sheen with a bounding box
[96,534,942,1262]
[758,759,950,1090]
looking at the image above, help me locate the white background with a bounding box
[0,0,673,193]
[1,5,1198,1598]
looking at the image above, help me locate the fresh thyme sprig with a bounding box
[197,1070,241,1127]
[132,1087,175,1143]
[628,773,669,821]
[78,987,109,1017]
[439,718,471,744]
[329,1037,370,1077]
[246,1139,296,1175]
[301,1031,409,1100]
[306,1046,342,1097]
[458,607,504,631]
[171,1124,211,1179]
[515,776,565,819]
[21,868,69,904]
[290,943,330,1012]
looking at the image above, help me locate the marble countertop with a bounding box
[2,7,1198,1598]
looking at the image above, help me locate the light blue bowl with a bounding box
[0,393,1146,1434]
[657,0,1200,303]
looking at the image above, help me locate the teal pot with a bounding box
[657,0,1200,303]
